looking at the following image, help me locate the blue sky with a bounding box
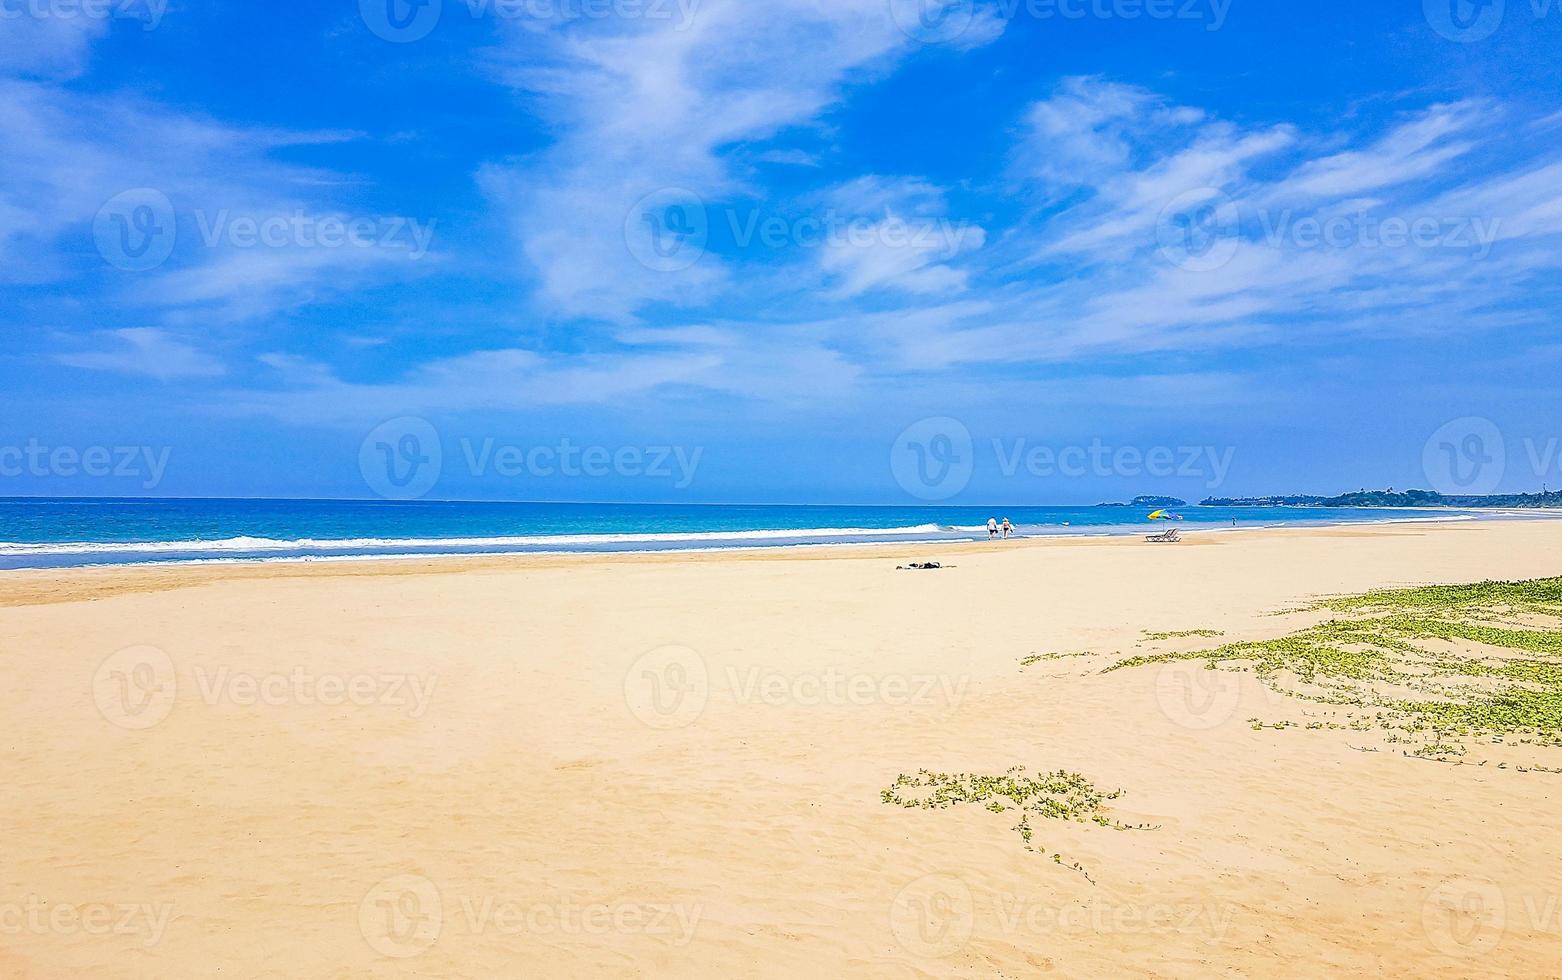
[3,0,1561,503]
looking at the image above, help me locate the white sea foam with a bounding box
[0,512,1510,569]
[0,524,951,556]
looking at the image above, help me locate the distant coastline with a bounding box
[1199,489,1562,509]
[1095,495,1187,508]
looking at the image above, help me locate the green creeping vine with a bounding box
[880,767,1154,880]
[1050,577,1562,764]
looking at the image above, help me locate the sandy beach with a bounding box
[4,518,1561,977]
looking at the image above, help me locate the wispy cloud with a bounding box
[481,0,1005,320]
[0,11,107,79]
[56,327,225,380]
[13,5,1562,455]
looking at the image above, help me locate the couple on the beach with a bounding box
[986,517,1013,540]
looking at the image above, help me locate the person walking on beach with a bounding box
[1001,517,1013,539]
[987,517,998,540]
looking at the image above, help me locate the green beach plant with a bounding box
[880,767,1153,880]
[1041,577,1562,763]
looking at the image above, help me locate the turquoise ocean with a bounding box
[0,498,1508,571]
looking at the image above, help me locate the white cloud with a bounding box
[840,90,1562,376]
[1278,101,1481,200]
[0,18,432,331]
[56,327,224,380]
[0,11,107,79]
[812,176,986,297]
[482,0,1004,319]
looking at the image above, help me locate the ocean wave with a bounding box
[43,537,977,568]
[0,524,952,556]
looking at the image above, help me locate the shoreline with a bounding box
[0,517,1522,609]
[0,507,1544,576]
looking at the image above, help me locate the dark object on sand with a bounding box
[897,562,945,570]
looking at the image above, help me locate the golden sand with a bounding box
[3,519,1561,977]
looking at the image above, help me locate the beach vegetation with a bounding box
[880,767,1154,879]
[1051,577,1562,763]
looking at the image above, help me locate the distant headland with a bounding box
[1097,495,1187,508]
[1093,493,1187,509]
[1199,489,1562,509]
